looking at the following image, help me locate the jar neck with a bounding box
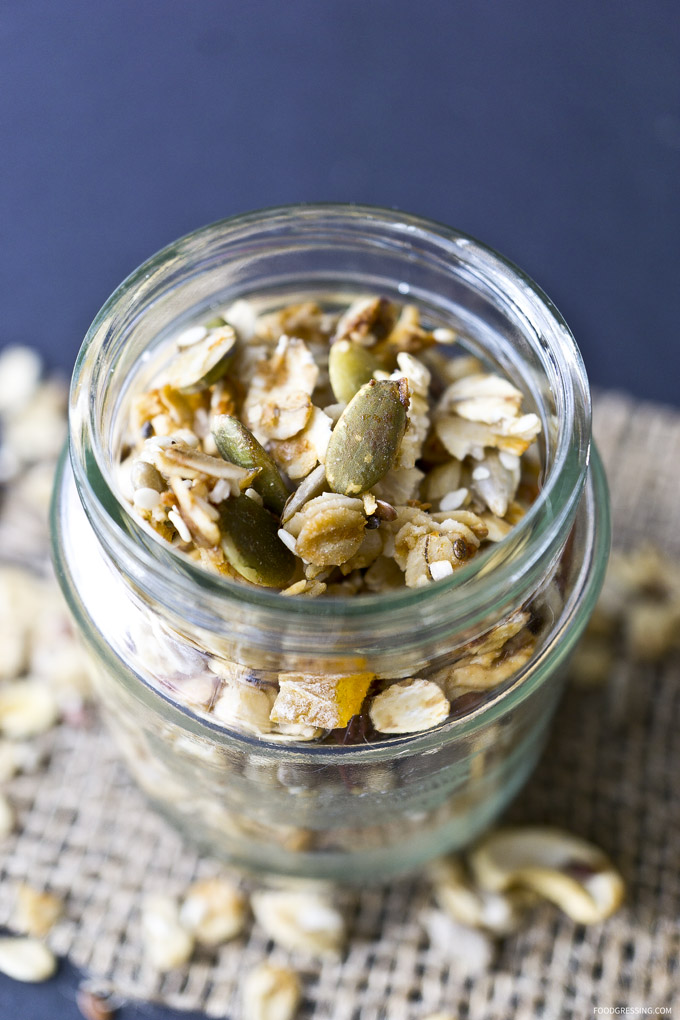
[68,205,591,660]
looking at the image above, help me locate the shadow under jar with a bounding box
[51,205,609,881]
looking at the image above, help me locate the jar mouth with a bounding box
[69,203,591,632]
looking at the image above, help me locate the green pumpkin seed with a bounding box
[328,340,380,404]
[212,415,289,515]
[166,326,237,394]
[204,315,227,330]
[131,460,165,492]
[219,495,296,587]
[325,379,410,496]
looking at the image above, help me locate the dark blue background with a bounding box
[1,2,679,1016]
[2,1,679,407]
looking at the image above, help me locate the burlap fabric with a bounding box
[1,391,678,1018]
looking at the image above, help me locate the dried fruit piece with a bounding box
[212,415,289,514]
[328,339,380,404]
[325,379,409,495]
[219,495,296,587]
[251,889,345,957]
[469,827,625,924]
[369,679,450,734]
[242,961,302,1020]
[140,894,194,971]
[165,325,237,393]
[272,672,374,729]
[0,937,57,982]
[179,877,247,946]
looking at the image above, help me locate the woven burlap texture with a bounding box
[1,392,678,1019]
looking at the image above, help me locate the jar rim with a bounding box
[69,203,591,635]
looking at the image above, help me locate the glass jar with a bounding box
[51,205,609,880]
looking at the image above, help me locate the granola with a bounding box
[121,295,541,597]
[111,296,548,741]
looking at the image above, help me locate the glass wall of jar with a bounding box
[52,206,609,880]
